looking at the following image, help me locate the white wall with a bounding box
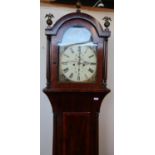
[40,4,114,155]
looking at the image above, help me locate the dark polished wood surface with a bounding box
[44,11,111,155]
[43,91,110,155]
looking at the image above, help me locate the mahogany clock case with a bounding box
[42,7,112,155]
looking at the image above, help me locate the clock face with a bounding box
[59,44,97,83]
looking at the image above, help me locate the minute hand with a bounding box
[62,60,78,63]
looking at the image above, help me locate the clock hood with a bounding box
[45,12,105,37]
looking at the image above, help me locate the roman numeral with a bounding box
[88,68,94,73]
[63,68,69,73]
[84,48,88,54]
[70,48,74,53]
[77,75,80,81]
[61,62,68,65]
[89,55,94,58]
[63,54,69,58]
[69,73,73,79]
[78,46,81,52]
[90,63,96,65]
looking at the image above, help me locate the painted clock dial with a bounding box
[58,26,97,83]
[59,44,97,83]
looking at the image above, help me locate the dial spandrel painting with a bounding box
[58,27,97,83]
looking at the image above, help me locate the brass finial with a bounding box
[76,0,81,12]
[103,16,112,29]
[45,13,54,26]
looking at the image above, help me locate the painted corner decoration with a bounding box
[103,16,112,29]
[45,13,54,26]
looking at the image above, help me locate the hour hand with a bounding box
[82,61,96,65]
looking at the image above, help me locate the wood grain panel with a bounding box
[63,112,91,155]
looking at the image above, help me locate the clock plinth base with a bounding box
[44,89,110,155]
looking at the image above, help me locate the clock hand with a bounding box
[77,47,81,80]
[81,61,97,66]
[83,61,91,65]
[61,60,78,64]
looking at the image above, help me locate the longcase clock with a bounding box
[43,4,111,155]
